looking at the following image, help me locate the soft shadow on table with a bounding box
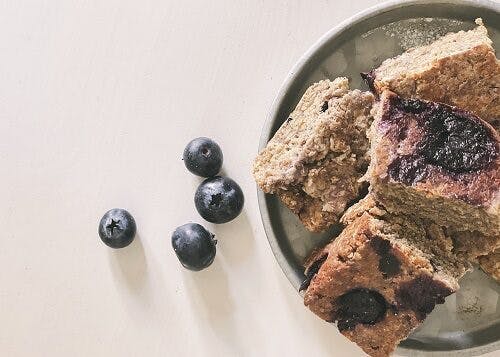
[184,260,233,317]
[183,260,243,354]
[108,234,148,292]
[213,210,255,266]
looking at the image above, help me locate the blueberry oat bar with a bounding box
[342,195,499,279]
[253,78,374,232]
[303,201,469,357]
[363,19,500,129]
[368,91,499,238]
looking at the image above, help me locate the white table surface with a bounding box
[1,1,499,356]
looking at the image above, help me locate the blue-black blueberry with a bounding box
[194,176,244,224]
[183,137,223,177]
[171,223,217,271]
[98,208,136,248]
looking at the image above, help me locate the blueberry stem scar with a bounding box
[209,193,223,206]
[107,219,121,234]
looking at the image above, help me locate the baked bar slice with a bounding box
[303,206,467,357]
[342,194,471,277]
[253,78,374,232]
[368,91,499,238]
[362,19,500,129]
[340,195,499,281]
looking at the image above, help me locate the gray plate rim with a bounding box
[256,0,500,355]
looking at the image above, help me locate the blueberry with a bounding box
[171,223,217,271]
[418,109,497,174]
[395,275,454,320]
[98,209,136,248]
[183,137,223,177]
[194,176,244,224]
[336,289,387,331]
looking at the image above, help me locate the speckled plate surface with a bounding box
[257,0,500,355]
